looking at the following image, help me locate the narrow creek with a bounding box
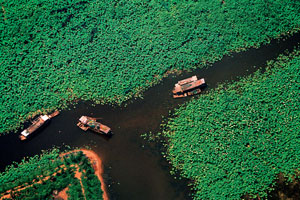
[1,32,300,200]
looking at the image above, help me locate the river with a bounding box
[1,32,300,200]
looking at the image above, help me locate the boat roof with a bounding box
[41,115,49,121]
[177,75,198,85]
[173,78,205,93]
[21,130,30,137]
[79,116,88,124]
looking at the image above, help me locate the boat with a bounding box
[77,116,111,135]
[19,111,60,140]
[172,75,206,98]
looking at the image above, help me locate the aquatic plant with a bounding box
[1,0,300,134]
[0,149,103,199]
[162,49,300,199]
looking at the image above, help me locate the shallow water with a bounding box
[1,32,300,200]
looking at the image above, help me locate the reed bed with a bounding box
[162,50,300,199]
[1,0,300,134]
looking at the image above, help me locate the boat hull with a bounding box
[19,119,50,140]
[77,116,111,135]
[172,76,205,98]
[19,111,59,140]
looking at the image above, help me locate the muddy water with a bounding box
[1,32,300,200]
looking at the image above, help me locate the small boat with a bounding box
[19,111,60,140]
[77,116,111,135]
[172,75,206,98]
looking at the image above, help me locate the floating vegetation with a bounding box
[1,0,300,134]
[161,49,300,199]
[0,149,103,199]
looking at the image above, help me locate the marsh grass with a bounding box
[162,49,300,199]
[1,0,300,134]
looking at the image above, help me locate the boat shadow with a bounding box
[85,129,113,141]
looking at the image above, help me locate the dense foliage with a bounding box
[162,50,300,199]
[0,149,103,200]
[67,177,85,200]
[1,0,300,134]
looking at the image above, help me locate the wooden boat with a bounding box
[19,111,60,140]
[77,116,111,135]
[172,75,206,98]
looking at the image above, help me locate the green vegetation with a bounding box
[67,178,85,200]
[1,0,300,134]
[0,149,103,200]
[161,50,300,199]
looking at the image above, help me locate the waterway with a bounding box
[0,32,300,200]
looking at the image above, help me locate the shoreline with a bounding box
[0,149,109,200]
[80,149,109,200]
[59,149,109,200]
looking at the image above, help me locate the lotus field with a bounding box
[0,149,103,199]
[1,0,300,134]
[162,50,300,199]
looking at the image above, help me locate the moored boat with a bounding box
[19,111,60,140]
[172,75,206,98]
[77,116,111,135]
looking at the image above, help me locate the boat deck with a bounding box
[77,116,111,134]
[26,117,47,133]
[172,76,205,98]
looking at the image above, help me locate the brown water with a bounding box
[1,32,300,200]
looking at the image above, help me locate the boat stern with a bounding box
[172,83,182,94]
[77,121,89,131]
[19,130,29,140]
[19,135,27,140]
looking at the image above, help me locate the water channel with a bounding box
[1,32,300,200]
